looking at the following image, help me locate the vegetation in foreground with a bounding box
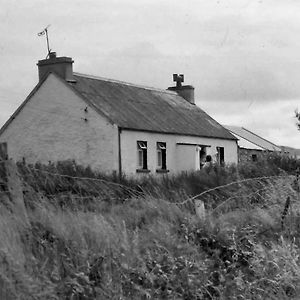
[0,154,300,299]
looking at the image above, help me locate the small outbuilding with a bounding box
[224,125,281,163]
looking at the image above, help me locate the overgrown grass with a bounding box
[0,157,299,299]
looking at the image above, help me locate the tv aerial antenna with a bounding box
[37,25,52,58]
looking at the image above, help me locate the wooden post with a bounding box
[0,143,8,160]
[195,199,206,220]
[0,143,29,227]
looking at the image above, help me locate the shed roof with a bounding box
[71,73,236,140]
[224,125,281,151]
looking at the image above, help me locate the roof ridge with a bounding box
[73,72,177,95]
[224,125,240,129]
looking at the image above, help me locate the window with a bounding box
[137,141,148,170]
[216,147,225,165]
[157,142,167,170]
[252,154,257,162]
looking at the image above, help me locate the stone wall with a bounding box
[238,148,268,163]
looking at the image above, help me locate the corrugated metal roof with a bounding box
[228,131,264,150]
[71,73,236,140]
[224,125,281,151]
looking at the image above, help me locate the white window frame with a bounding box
[157,142,167,170]
[137,141,147,169]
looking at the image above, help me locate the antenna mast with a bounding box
[37,25,52,58]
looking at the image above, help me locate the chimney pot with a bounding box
[37,53,74,82]
[168,74,195,104]
[49,52,57,59]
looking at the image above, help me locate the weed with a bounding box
[0,158,299,298]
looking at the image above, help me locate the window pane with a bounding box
[162,149,166,169]
[157,151,162,167]
[143,148,147,169]
[138,150,143,167]
[138,141,147,149]
[157,142,166,150]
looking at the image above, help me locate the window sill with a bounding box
[136,169,151,173]
[156,169,169,173]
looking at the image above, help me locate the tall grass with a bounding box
[0,157,299,299]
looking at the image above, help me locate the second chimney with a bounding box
[37,52,74,82]
[167,74,195,104]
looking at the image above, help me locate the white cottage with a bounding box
[0,53,238,176]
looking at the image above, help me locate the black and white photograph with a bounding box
[1,1,300,299]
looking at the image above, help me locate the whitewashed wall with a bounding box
[120,130,238,176]
[0,74,119,173]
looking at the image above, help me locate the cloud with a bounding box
[1,0,300,149]
[194,52,300,102]
[204,98,300,147]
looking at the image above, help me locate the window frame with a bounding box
[156,142,167,170]
[137,141,148,171]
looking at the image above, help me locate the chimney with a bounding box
[167,74,195,104]
[37,52,75,82]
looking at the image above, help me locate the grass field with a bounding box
[0,155,300,299]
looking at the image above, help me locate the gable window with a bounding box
[216,147,225,165]
[157,142,167,170]
[137,141,148,170]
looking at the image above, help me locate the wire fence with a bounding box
[178,174,299,215]
[17,164,144,211]
[1,159,299,217]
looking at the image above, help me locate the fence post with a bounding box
[0,143,8,160]
[195,199,206,220]
[297,167,300,202]
[0,142,29,227]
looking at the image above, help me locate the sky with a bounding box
[1,0,300,148]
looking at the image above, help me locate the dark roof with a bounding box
[71,73,236,140]
[224,125,281,151]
